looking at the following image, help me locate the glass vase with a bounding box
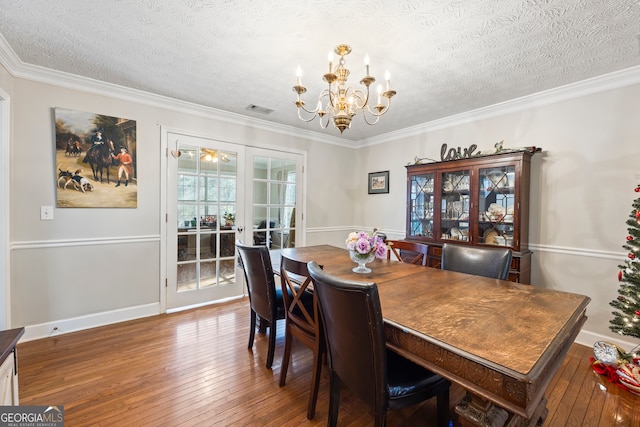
[349,250,376,273]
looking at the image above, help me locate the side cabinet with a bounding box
[0,328,25,405]
[406,150,539,284]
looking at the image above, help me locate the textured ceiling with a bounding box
[0,0,639,141]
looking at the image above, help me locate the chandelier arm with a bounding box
[298,102,319,115]
[364,105,385,117]
[350,88,370,110]
[296,108,319,123]
[364,97,393,117]
[319,113,331,129]
[361,110,382,126]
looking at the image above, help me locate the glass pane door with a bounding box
[167,133,245,310]
[246,148,303,250]
[439,170,471,242]
[477,165,516,247]
[408,173,435,239]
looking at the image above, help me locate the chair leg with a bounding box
[374,412,387,427]
[266,320,277,369]
[306,346,323,419]
[328,371,341,427]
[279,326,292,387]
[437,387,450,427]
[247,310,256,349]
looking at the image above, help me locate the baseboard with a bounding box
[21,302,161,342]
[576,329,639,353]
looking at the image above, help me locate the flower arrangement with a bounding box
[223,211,235,225]
[346,230,388,260]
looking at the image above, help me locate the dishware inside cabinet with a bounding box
[408,173,435,239]
[440,170,470,242]
[478,165,516,247]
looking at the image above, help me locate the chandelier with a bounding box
[293,44,396,133]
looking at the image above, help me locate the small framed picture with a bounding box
[368,171,389,194]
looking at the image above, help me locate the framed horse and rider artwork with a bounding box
[54,107,137,208]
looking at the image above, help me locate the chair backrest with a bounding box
[441,243,512,280]
[280,255,319,337]
[307,261,389,413]
[236,241,277,321]
[386,240,429,266]
[254,220,275,246]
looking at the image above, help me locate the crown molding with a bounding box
[2,33,639,149]
[0,35,353,148]
[361,65,640,147]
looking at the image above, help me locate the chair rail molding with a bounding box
[10,235,160,250]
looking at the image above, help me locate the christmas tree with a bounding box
[609,184,640,339]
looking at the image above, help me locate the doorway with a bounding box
[166,132,246,310]
[165,131,305,310]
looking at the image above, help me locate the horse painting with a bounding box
[83,140,114,183]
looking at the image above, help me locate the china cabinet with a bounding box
[405,149,539,283]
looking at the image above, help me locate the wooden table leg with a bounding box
[455,393,510,427]
[454,393,548,427]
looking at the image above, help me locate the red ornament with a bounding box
[636,211,640,219]
[628,235,634,241]
[636,187,640,192]
[619,270,623,281]
[636,311,640,316]
[630,253,636,260]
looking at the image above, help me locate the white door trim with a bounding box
[0,87,10,329]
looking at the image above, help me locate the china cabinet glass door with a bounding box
[439,169,471,242]
[408,173,435,239]
[477,165,516,247]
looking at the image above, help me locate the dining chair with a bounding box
[279,255,324,419]
[307,261,451,427]
[441,243,512,280]
[386,240,429,266]
[253,220,275,246]
[236,241,286,369]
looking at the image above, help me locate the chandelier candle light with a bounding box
[293,44,396,133]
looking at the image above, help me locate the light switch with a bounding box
[40,206,54,220]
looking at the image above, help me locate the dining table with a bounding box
[278,245,591,427]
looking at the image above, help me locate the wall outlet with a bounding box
[40,206,54,220]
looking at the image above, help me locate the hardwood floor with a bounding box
[17,297,640,426]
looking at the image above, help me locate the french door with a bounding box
[165,131,304,310]
[166,132,246,310]
[244,148,303,251]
